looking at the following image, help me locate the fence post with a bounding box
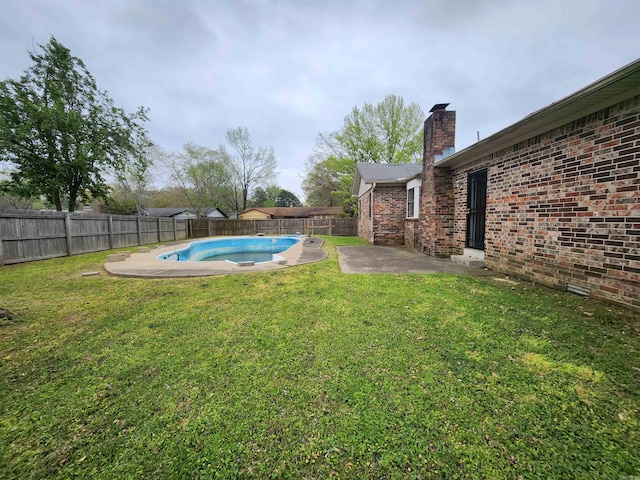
[173,218,177,241]
[65,213,73,256]
[329,219,333,236]
[137,216,142,245]
[108,215,114,249]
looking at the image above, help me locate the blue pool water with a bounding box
[158,236,301,264]
[201,251,275,263]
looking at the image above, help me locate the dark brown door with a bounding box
[466,169,487,250]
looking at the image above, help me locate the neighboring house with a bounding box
[142,208,196,218]
[143,207,228,219]
[202,207,229,219]
[354,59,640,311]
[352,163,422,245]
[239,206,343,220]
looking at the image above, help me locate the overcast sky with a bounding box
[2,0,639,201]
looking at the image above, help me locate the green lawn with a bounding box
[1,237,638,479]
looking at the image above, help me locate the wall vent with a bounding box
[567,282,590,298]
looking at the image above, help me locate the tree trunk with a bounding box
[53,191,63,211]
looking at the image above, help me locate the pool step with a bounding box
[106,253,127,262]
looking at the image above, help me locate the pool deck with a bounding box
[104,236,327,278]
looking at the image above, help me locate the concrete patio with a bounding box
[337,246,494,275]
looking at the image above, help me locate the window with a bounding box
[406,179,421,218]
[407,188,416,218]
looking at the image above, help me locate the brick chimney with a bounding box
[417,104,456,257]
[423,103,456,163]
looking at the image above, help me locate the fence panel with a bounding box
[139,217,159,245]
[0,212,68,263]
[0,211,189,265]
[111,216,140,248]
[331,218,358,236]
[278,219,305,234]
[189,218,357,238]
[70,215,111,254]
[175,219,188,241]
[190,219,210,238]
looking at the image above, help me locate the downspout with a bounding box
[370,183,376,244]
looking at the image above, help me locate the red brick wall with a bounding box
[372,185,407,245]
[417,108,456,256]
[405,219,418,247]
[450,95,640,311]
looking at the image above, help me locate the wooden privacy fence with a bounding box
[0,211,188,265]
[189,218,358,238]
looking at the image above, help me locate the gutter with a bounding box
[370,182,376,244]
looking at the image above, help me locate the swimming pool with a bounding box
[158,236,302,264]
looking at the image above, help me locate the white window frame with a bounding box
[406,179,421,219]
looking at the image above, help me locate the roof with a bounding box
[352,163,422,196]
[144,207,228,218]
[203,207,228,218]
[436,58,640,169]
[144,208,194,217]
[241,206,343,218]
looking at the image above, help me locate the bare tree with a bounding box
[169,142,232,217]
[110,145,162,215]
[225,127,277,212]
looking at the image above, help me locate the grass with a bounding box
[0,236,638,479]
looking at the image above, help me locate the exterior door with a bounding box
[466,169,487,250]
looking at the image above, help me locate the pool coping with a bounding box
[104,236,326,278]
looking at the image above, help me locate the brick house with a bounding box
[355,59,640,311]
[352,163,422,245]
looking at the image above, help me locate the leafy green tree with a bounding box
[248,186,273,207]
[337,94,424,164]
[303,156,354,207]
[225,127,277,212]
[302,132,355,213]
[0,37,151,212]
[248,186,267,207]
[100,195,137,215]
[264,186,282,206]
[275,189,302,207]
[302,96,423,213]
[249,185,299,208]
